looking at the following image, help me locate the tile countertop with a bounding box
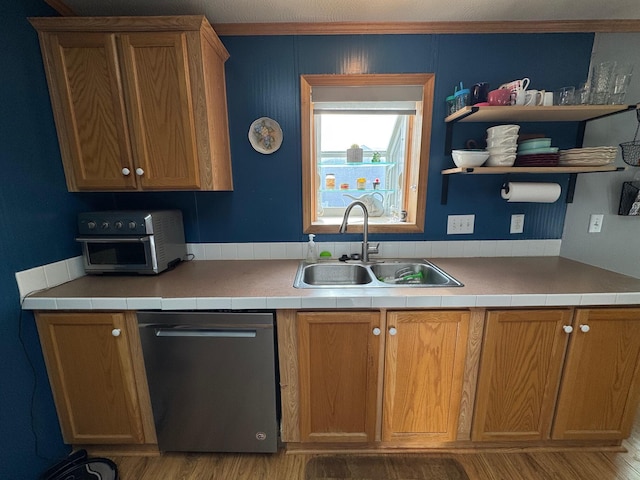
[22,257,640,311]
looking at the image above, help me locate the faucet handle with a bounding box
[367,243,380,255]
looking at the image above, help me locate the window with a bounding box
[301,74,435,234]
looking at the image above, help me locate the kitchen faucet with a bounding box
[339,201,379,262]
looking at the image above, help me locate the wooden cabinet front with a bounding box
[553,307,640,441]
[383,310,469,444]
[30,16,232,192]
[45,32,137,190]
[473,309,571,441]
[35,312,153,445]
[297,311,381,443]
[119,32,200,189]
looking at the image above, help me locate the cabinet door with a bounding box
[383,310,469,444]
[553,308,640,441]
[473,309,571,441]
[45,32,137,190]
[119,32,200,189]
[297,311,381,443]
[35,312,145,444]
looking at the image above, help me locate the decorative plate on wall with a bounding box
[248,117,283,154]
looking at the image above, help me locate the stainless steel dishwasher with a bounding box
[137,311,278,453]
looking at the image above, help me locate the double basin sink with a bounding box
[293,259,463,288]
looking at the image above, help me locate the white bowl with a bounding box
[487,124,520,138]
[452,149,489,167]
[486,153,516,167]
[486,135,519,147]
[487,145,518,154]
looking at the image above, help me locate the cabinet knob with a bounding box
[111,328,121,337]
[135,168,144,176]
[388,327,397,336]
[579,324,590,333]
[122,167,131,176]
[563,325,573,334]
[372,327,381,336]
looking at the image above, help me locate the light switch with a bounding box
[588,214,604,233]
[447,215,475,234]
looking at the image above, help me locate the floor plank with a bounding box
[110,413,640,479]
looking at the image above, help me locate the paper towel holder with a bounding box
[500,181,563,203]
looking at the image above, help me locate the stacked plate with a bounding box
[558,147,618,166]
[515,137,560,167]
[485,124,520,166]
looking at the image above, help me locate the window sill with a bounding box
[307,215,423,234]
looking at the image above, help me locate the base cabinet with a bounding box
[473,307,640,443]
[552,307,640,440]
[295,310,469,445]
[297,311,381,443]
[35,312,155,445]
[382,310,469,444]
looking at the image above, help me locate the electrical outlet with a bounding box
[588,214,604,233]
[447,214,475,234]
[510,214,525,234]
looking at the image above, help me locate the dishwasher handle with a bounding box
[154,327,257,338]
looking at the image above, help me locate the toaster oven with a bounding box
[76,210,187,275]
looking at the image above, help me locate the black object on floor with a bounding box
[40,449,118,480]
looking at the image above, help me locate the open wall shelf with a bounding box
[441,104,636,204]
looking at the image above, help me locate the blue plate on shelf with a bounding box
[516,147,559,155]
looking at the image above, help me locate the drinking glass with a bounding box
[609,64,634,105]
[590,61,616,104]
[554,86,575,105]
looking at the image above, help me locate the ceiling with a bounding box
[56,0,640,25]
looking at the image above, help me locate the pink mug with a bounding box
[488,89,512,106]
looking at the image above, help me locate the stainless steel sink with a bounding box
[293,259,463,288]
[301,263,373,286]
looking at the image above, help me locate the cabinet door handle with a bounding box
[135,168,144,176]
[372,327,381,336]
[111,328,121,337]
[579,324,590,333]
[388,327,397,336]
[122,167,131,176]
[563,325,573,334]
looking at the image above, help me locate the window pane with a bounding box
[316,113,409,222]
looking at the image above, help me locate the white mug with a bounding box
[524,89,545,106]
[500,77,531,93]
[543,91,554,106]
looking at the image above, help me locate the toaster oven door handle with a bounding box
[75,236,151,243]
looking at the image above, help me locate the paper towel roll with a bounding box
[501,182,561,203]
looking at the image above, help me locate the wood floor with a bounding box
[111,417,640,479]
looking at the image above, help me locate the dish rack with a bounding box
[620,106,640,167]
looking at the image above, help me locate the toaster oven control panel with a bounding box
[78,212,151,235]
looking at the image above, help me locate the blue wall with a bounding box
[0,1,93,477]
[2,6,594,476]
[99,32,594,243]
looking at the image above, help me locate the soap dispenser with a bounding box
[306,234,318,262]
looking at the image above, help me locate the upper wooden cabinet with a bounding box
[30,16,233,191]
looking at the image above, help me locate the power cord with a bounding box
[17,298,57,462]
